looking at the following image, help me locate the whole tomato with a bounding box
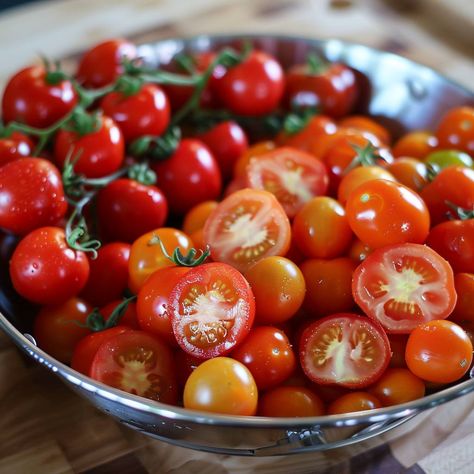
[0,132,34,167]
[436,106,474,155]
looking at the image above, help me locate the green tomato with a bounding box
[425,150,473,171]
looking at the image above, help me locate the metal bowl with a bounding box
[1,34,473,458]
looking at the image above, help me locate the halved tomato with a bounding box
[245,147,329,217]
[203,189,291,272]
[352,243,457,333]
[299,313,390,388]
[169,262,255,359]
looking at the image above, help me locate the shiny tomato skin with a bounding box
[0,132,34,167]
[0,158,67,235]
[339,116,391,144]
[2,66,77,128]
[436,106,474,155]
[97,179,168,243]
[328,392,381,415]
[77,38,137,88]
[10,227,89,305]
[392,131,438,159]
[34,298,92,364]
[386,157,428,192]
[100,84,170,143]
[54,115,125,178]
[182,200,218,236]
[100,300,139,329]
[214,51,285,116]
[152,139,222,215]
[349,239,372,263]
[451,273,474,323]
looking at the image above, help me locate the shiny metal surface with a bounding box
[1,35,473,456]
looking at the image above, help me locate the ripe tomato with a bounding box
[76,38,137,88]
[339,116,391,144]
[300,313,391,388]
[245,147,329,218]
[352,243,457,333]
[244,256,305,324]
[214,50,284,116]
[451,273,474,323]
[100,300,139,329]
[369,368,425,406]
[97,178,168,243]
[405,320,473,383]
[2,66,77,128]
[426,219,474,274]
[293,196,353,259]
[0,158,67,235]
[175,350,202,389]
[136,266,191,345]
[203,189,291,273]
[10,227,89,305]
[233,140,276,178]
[328,392,381,415]
[392,131,438,159]
[386,157,428,192]
[346,179,430,249]
[436,106,474,155]
[80,242,130,307]
[100,84,170,143]
[169,263,255,359]
[301,257,357,317]
[152,139,222,215]
[182,200,218,236]
[349,239,372,263]
[34,297,92,364]
[388,334,409,368]
[54,115,124,178]
[71,326,131,375]
[258,386,325,417]
[183,357,258,415]
[90,330,178,403]
[0,132,34,167]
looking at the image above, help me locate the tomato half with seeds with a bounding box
[299,313,390,388]
[203,189,291,273]
[245,147,329,218]
[352,243,457,333]
[169,262,255,359]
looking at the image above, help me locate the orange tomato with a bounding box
[436,106,474,155]
[328,391,381,414]
[182,200,218,235]
[450,273,474,323]
[339,115,391,144]
[386,157,428,192]
[392,131,438,159]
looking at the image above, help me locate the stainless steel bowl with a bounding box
[1,34,473,457]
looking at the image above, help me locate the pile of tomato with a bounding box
[0,38,473,418]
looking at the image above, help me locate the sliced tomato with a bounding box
[169,262,255,359]
[299,313,390,388]
[352,243,457,333]
[89,330,178,404]
[245,147,329,217]
[203,189,291,272]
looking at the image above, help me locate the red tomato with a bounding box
[392,131,438,159]
[0,158,67,235]
[169,262,255,359]
[352,243,457,333]
[388,334,409,368]
[54,115,124,178]
[436,106,474,155]
[0,132,34,167]
[80,242,131,307]
[100,300,139,329]
[349,239,372,263]
[97,179,168,243]
[90,330,178,403]
[2,66,77,128]
[231,326,296,390]
[245,147,329,218]
[339,116,391,144]
[175,350,202,389]
[386,157,428,192]
[77,38,137,88]
[328,392,381,414]
[152,139,222,215]
[100,84,170,143]
[10,227,90,305]
[203,189,291,272]
[214,50,285,116]
[451,273,474,323]
[300,313,391,388]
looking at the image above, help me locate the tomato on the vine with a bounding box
[0,132,34,167]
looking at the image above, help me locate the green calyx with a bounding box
[148,234,210,267]
[445,201,474,220]
[129,126,181,161]
[85,296,137,332]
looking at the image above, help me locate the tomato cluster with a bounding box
[1,38,474,418]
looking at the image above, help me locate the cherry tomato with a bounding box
[97,178,168,244]
[300,313,391,388]
[77,38,137,88]
[80,242,130,307]
[425,150,473,171]
[258,386,325,417]
[451,273,474,323]
[100,84,170,143]
[0,132,34,167]
[90,330,178,403]
[0,158,67,235]
[204,189,290,273]
[405,320,473,383]
[182,200,218,236]
[169,262,255,359]
[54,115,124,178]
[388,334,409,368]
[100,300,139,329]
[2,66,77,128]
[10,227,90,305]
[349,239,372,263]
[346,179,430,249]
[328,392,381,414]
[436,106,474,155]
[352,243,457,333]
[34,297,92,363]
[386,157,428,192]
[339,116,391,144]
[234,140,276,178]
[392,131,438,159]
[293,196,353,259]
[214,50,284,116]
[244,256,305,324]
[301,257,357,317]
[183,357,258,415]
[152,139,222,215]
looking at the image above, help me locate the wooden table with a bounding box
[0,0,473,472]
